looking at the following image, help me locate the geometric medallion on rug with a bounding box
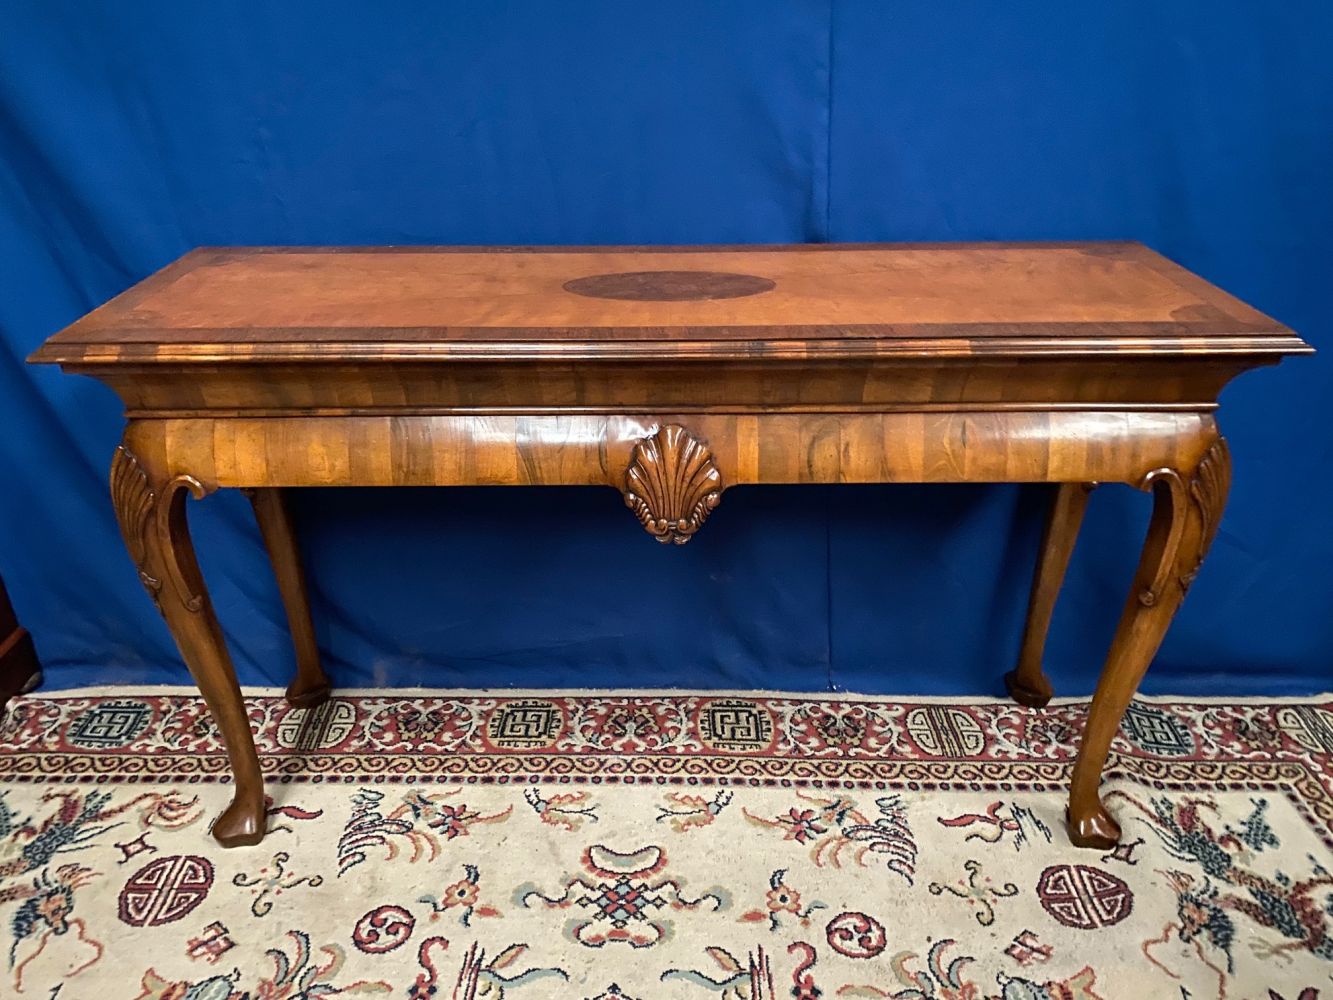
[0,689,1330,1000]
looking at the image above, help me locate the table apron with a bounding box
[122,410,1220,489]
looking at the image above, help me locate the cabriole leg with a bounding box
[111,445,266,847]
[246,488,330,708]
[1067,438,1231,848]
[1006,481,1094,707]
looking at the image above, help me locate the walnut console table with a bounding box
[30,243,1309,849]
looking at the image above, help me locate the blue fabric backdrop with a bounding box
[2,2,1329,697]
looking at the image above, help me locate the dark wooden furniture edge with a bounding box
[0,577,41,709]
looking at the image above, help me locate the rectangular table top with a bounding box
[32,242,1308,365]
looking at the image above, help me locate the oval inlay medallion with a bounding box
[563,270,776,301]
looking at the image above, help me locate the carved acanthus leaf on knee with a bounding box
[1134,437,1231,608]
[110,445,216,614]
[110,445,163,607]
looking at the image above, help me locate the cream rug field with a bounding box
[0,688,1330,1000]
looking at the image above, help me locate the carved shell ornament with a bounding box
[624,425,723,545]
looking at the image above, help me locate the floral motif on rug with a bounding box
[0,689,1330,999]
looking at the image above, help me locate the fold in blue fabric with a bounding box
[1,2,1329,696]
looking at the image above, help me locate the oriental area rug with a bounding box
[0,689,1330,1000]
